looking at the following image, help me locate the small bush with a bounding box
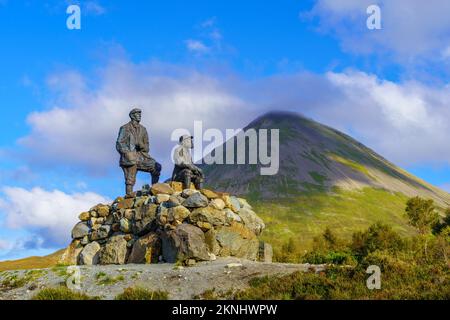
[32,287,99,300]
[115,287,168,300]
[96,272,125,285]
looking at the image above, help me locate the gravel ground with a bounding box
[0,257,325,300]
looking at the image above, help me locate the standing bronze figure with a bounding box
[116,108,162,197]
[172,135,204,189]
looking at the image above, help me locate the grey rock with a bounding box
[181,189,198,198]
[161,224,210,263]
[90,225,111,241]
[79,241,101,265]
[229,196,241,212]
[99,235,128,265]
[132,203,158,235]
[127,232,161,264]
[71,222,90,239]
[182,192,209,208]
[215,227,259,260]
[120,218,131,233]
[189,207,227,227]
[237,207,265,235]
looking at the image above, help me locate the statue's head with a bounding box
[179,135,193,149]
[129,108,142,122]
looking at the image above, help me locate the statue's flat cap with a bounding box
[129,108,142,115]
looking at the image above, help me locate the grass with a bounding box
[115,287,168,300]
[197,223,450,300]
[95,272,125,285]
[1,269,47,289]
[32,287,99,300]
[328,153,375,180]
[51,265,69,277]
[230,266,448,300]
[255,187,415,253]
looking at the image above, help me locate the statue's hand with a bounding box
[195,167,204,177]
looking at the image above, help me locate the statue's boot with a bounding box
[183,175,191,190]
[195,181,203,190]
[151,174,160,185]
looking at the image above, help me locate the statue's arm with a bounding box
[116,127,128,153]
[142,127,150,153]
[174,148,202,173]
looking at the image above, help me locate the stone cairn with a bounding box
[60,182,272,266]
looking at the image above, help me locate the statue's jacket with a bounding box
[116,121,151,167]
[172,145,194,178]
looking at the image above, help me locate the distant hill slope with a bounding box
[0,249,64,272]
[202,111,450,249]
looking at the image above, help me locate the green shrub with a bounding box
[32,287,99,300]
[351,222,404,260]
[115,287,168,300]
[405,197,439,234]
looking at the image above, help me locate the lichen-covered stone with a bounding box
[99,235,128,265]
[79,241,101,265]
[94,204,110,217]
[78,211,90,221]
[127,232,161,264]
[161,224,210,263]
[71,222,90,239]
[200,189,219,199]
[151,183,174,195]
[189,206,227,228]
[156,193,170,204]
[182,192,209,208]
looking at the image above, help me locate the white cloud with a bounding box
[0,187,109,247]
[185,39,210,53]
[84,1,106,15]
[15,58,450,177]
[306,0,450,61]
[18,60,251,177]
[318,71,450,165]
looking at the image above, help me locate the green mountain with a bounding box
[202,111,450,250]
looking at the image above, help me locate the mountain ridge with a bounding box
[202,110,450,207]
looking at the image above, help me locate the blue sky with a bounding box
[1,0,450,260]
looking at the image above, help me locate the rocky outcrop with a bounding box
[63,182,272,266]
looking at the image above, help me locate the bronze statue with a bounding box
[172,135,204,189]
[116,108,161,197]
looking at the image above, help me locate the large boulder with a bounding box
[78,241,101,265]
[161,224,210,263]
[189,206,227,230]
[151,183,174,195]
[167,205,191,225]
[237,207,265,235]
[127,232,161,264]
[90,225,111,241]
[132,203,158,235]
[71,222,90,239]
[99,235,128,264]
[182,192,209,208]
[215,224,260,260]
